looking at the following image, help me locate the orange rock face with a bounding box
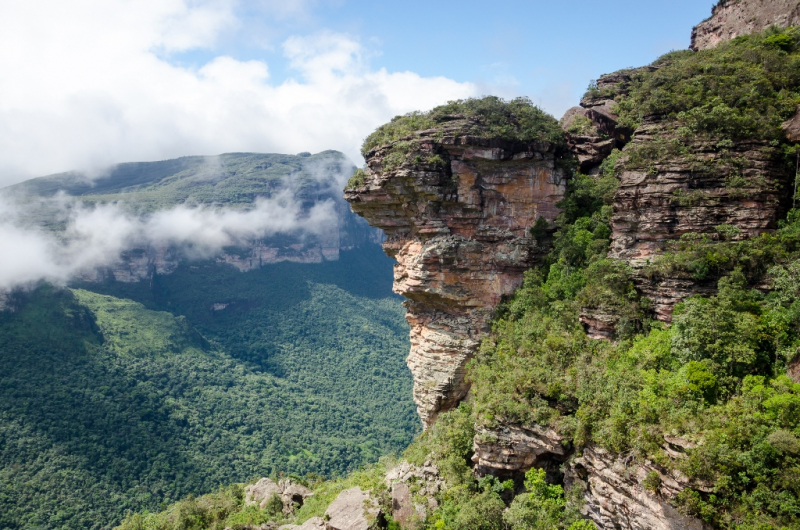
[345,126,566,426]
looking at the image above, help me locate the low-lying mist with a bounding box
[0,190,339,292]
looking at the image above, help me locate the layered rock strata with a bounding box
[77,201,380,283]
[565,444,711,530]
[471,423,567,480]
[610,121,789,319]
[345,124,566,427]
[691,0,800,51]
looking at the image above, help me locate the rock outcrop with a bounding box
[691,0,800,51]
[78,201,380,284]
[565,444,711,530]
[385,461,444,527]
[609,121,789,320]
[345,120,566,427]
[471,423,567,480]
[245,478,314,514]
[324,487,384,530]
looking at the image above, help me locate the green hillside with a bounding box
[0,245,415,530]
[6,151,350,210]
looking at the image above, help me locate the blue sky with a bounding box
[0,0,717,183]
[178,0,717,112]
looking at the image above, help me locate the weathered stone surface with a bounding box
[789,352,800,383]
[345,124,566,426]
[324,487,383,530]
[565,444,711,530]
[244,478,314,514]
[783,105,800,143]
[245,478,282,508]
[385,461,443,528]
[77,201,381,283]
[691,0,800,51]
[472,423,567,480]
[609,121,790,320]
[578,308,619,340]
[561,106,616,173]
[279,517,326,530]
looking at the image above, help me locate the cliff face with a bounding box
[609,121,788,319]
[568,65,792,321]
[691,0,800,50]
[79,200,380,283]
[345,117,566,427]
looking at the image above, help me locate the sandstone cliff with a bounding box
[345,106,567,427]
[691,0,800,50]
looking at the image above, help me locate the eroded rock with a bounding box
[324,487,383,530]
[385,461,443,528]
[472,423,567,480]
[279,517,327,530]
[691,0,800,51]
[244,478,314,514]
[609,122,790,319]
[565,445,711,530]
[345,124,566,426]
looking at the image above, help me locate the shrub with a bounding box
[361,96,565,156]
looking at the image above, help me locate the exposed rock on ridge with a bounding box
[610,121,788,319]
[345,118,566,427]
[691,0,800,51]
[565,445,711,530]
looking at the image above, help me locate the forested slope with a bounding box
[0,246,415,530]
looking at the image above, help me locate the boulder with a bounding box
[324,487,383,530]
[279,517,326,530]
[385,461,443,528]
[245,478,282,509]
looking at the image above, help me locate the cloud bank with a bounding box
[0,0,479,186]
[0,192,337,291]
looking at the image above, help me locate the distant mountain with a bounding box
[2,151,381,284]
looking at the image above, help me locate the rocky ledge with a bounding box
[345,117,566,427]
[691,0,800,51]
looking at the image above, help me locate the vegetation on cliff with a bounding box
[0,247,416,530]
[600,26,800,143]
[360,96,566,156]
[466,129,800,530]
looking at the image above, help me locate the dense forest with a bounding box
[0,245,416,530]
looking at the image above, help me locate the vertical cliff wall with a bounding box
[345,109,566,427]
[691,0,800,50]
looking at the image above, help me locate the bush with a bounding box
[361,96,565,156]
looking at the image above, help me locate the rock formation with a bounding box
[323,487,383,530]
[563,66,793,321]
[691,0,800,51]
[609,121,789,319]
[385,461,444,527]
[245,478,314,514]
[564,445,711,530]
[345,119,566,427]
[471,423,568,481]
[73,200,381,284]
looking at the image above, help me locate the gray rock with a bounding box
[279,517,326,530]
[385,462,442,527]
[245,478,282,509]
[324,487,382,530]
[565,444,711,530]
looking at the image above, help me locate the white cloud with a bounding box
[0,0,478,185]
[0,191,338,291]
